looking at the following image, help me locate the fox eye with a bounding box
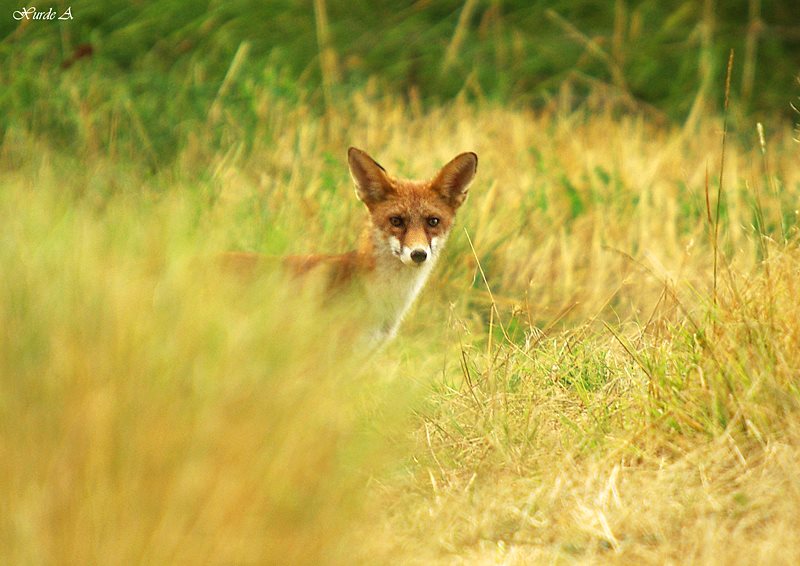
[390,216,404,228]
[427,217,440,227]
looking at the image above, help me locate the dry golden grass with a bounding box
[1,88,799,564]
[356,245,800,564]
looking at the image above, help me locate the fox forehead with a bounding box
[369,180,454,218]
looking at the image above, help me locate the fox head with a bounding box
[348,147,478,268]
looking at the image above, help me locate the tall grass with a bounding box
[2,61,800,563]
[0,144,412,563]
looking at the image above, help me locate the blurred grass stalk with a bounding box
[313,0,340,115]
[741,0,762,104]
[442,0,479,74]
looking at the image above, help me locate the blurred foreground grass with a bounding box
[0,164,413,563]
[2,79,800,563]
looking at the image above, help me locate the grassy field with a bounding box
[2,83,799,564]
[2,4,800,563]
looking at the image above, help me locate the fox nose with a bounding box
[410,249,428,264]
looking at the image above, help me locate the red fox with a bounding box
[223,147,478,347]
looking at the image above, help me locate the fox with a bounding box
[222,147,478,347]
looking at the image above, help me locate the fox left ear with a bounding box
[433,152,478,209]
[348,147,394,207]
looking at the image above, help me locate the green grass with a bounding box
[3,0,798,158]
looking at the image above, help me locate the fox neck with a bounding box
[357,223,445,343]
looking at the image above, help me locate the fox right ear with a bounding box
[432,152,478,209]
[348,147,393,206]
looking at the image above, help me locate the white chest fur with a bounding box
[363,255,436,345]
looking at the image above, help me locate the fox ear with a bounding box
[348,147,393,206]
[433,152,478,209]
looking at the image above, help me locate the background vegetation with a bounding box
[2,0,799,165]
[1,1,799,564]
